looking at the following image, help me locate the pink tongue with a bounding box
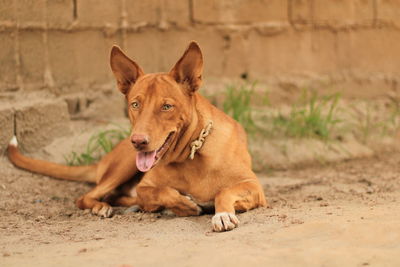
[136,151,157,172]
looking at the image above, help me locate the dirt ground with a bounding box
[1,148,400,267]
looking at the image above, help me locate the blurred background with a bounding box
[2,0,399,94]
[1,0,400,169]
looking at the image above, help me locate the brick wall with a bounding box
[1,0,400,96]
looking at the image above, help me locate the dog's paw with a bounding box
[211,212,239,232]
[192,202,203,215]
[170,199,202,216]
[186,200,203,216]
[91,203,113,218]
[184,195,203,215]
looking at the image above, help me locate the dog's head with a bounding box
[110,42,203,172]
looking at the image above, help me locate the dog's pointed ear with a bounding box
[110,45,144,94]
[169,41,203,93]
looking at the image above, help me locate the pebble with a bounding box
[35,215,45,221]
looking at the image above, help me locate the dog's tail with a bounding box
[7,136,97,183]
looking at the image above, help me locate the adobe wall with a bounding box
[1,0,400,97]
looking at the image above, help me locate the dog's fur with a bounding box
[8,42,267,231]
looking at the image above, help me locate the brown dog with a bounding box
[8,41,267,232]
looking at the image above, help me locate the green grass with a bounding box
[352,102,375,143]
[351,97,400,143]
[222,82,269,133]
[268,91,342,140]
[64,126,129,166]
[220,83,342,140]
[382,96,400,136]
[223,83,256,133]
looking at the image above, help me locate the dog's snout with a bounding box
[131,134,149,150]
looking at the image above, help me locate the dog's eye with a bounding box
[162,104,173,111]
[131,101,140,109]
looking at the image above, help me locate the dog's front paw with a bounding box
[171,201,202,216]
[212,212,239,232]
[92,202,113,218]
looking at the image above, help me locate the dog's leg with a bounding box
[136,186,202,216]
[212,180,267,232]
[76,179,131,218]
[104,178,140,207]
[112,196,138,207]
[75,139,139,217]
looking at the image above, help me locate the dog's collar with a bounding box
[189,120,213,160]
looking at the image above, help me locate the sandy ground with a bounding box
[1,149,400,267]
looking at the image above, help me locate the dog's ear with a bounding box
[169,41,203,93]
[110,46,144,94]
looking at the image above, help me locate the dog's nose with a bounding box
[131,134,149,150]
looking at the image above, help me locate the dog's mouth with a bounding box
[135,131,175,172]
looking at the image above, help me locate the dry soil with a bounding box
[1,150,400,267]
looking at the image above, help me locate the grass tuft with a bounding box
[220,84,342,140]
[269,91,342,140]
[386,98,400,134]
[351,97,400,143]
[222,82,268,133]
[64,126,129,166]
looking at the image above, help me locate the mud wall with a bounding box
[1,0,400,97]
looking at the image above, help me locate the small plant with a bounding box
[352,102,375,143]
[267,91,342,140]
[64,126,129,166]
[222,82,267,133]
[352,97,400,142]
[383,96,400,136]
[219,84,341,140]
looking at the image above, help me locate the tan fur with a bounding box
[8,42,267,231]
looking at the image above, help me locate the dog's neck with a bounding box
[168,93,209,163]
